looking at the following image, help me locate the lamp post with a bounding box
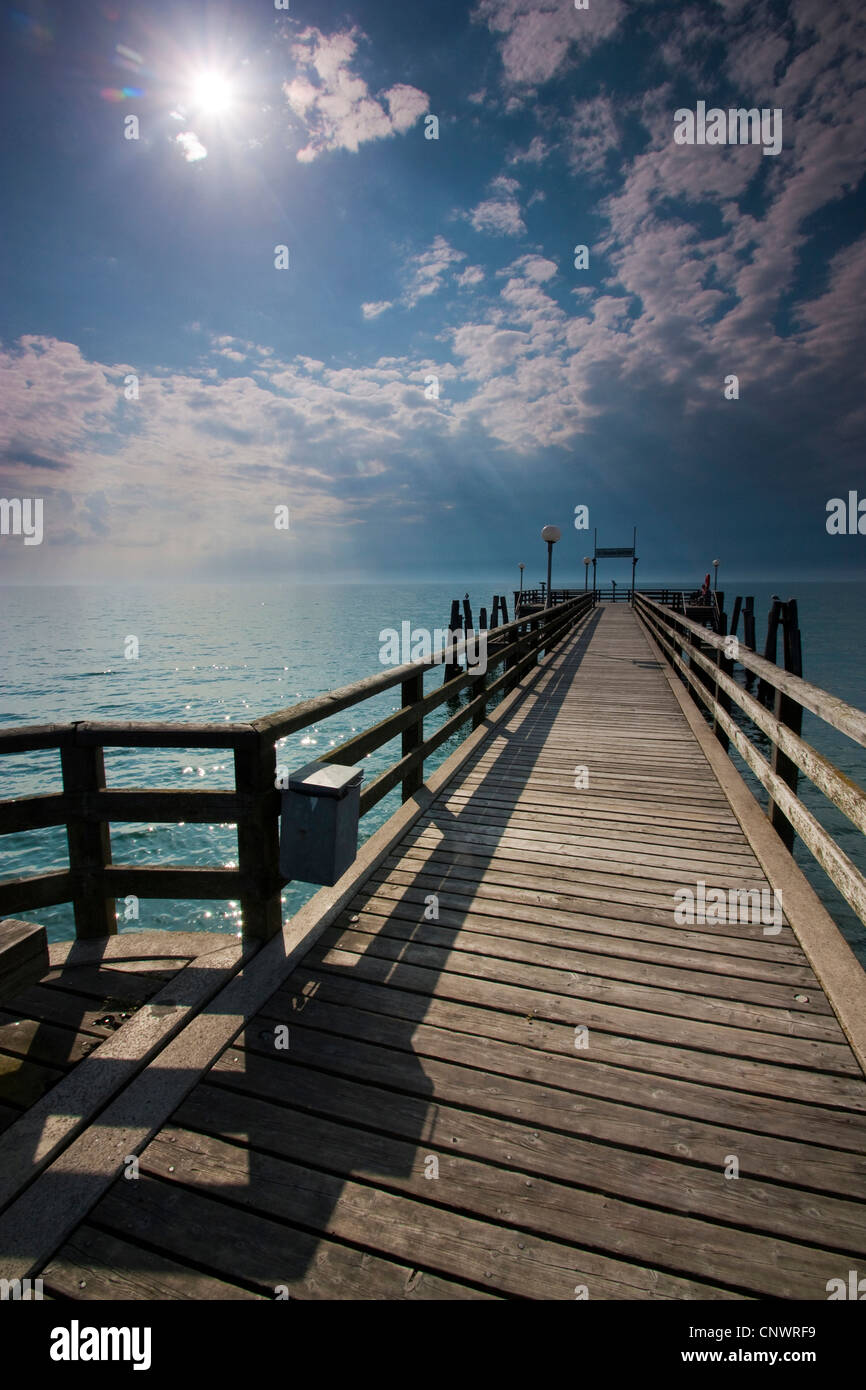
[583,556,591,591]
[518,562,525,610]
[712,559,720,592]
[541,525,561,607]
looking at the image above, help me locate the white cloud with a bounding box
[507,253,557,283]
[469,175,526,236]
[282,27,428,161]
[451,323,532,379]
[509,135,550,165]
[404,236,465,307]
[0,334,468,576]
[473,0,627,85]
[457,265,485,287]
[174,131,207,162]
[566,94,620,176]
[362,301,393,319]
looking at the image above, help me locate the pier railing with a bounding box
[0,593,595,942]
[515,587,586,611]
[634,592,866,931]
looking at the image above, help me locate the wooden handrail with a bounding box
[635,593,866,748]
[253,596,587,742]
[638,604,866,838]
[0,720,259,752]
[0,594,595,940]
[634,592,866,930]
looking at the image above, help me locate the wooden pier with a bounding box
[2,598,866,1300]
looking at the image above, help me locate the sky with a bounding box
[0,0,864,585]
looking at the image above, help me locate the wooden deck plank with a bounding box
[38,964,176,1004]
[326,897,831,1012]
[92,1177,501,1301]
[271,972,866,1144]
[314,922,843,1045]
[42,1225,267,1301]
[166,1080,866,1293]
[205,1036,866,1198]
[0,1012,105,1069]
[135,1126,749,1300]
[304,941,860,1080]
[357,873,818,981]
[0,983,128,1037]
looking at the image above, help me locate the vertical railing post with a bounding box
[61,729,115,939]
[713,609,731,753]
[768,600,804,852]
[471,662,488,730]
[505,620,523,693]
[530,615,541,666]
[401,671,424,799]
[235,732,283,941]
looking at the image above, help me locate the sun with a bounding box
[190,71,233,114]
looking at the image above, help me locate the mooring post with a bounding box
[444,599,461,681]
[768,599,804,851]
[758,597,782,705]
[499,595,509,624]
[743,597,756,690]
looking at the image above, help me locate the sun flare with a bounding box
[190,71,233,114]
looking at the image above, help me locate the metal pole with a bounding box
[546,541,553,607]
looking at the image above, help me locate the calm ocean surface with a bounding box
[1,579,864,965]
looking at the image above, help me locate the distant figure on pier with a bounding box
[700,573,711,603]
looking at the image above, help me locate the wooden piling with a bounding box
[743,596,756,690]
[757,597,783,706]
[444,599,462,681]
